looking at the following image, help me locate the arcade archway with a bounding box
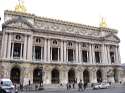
[96,69,102,83]
[83,69,90,83]
[10,66,20,84]
[33,68,43,83]
[68,69,75,83]
[51,69,60,84]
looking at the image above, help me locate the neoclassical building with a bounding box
[0,10,122,85]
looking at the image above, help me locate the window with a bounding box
[36,38,41,43]
[35,46,41,60]
[82,50,88,62]
[82,43,87,48]
[52,48,58,61]
[68,42,72,46]
[95,52,101,63]
[110,52,115,63]
[13,43,21,58]
[16,35,21,40]
[68,49,73,61]
[53,40,57,45]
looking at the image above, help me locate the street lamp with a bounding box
[38,67,45,90]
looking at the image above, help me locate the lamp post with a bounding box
[39,67,44,90]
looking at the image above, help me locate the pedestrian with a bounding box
[78,80,83,91]
[83,82,88,90]
[73,82,75,88]
[66,82,69,90]
[28,80,31,86]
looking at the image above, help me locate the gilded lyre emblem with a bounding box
[15,0,27,13]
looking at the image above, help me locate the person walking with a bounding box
[78,80,83,91]
[83,82,88,92]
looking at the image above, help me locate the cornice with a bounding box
[4,10,118,33]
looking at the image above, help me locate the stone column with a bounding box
[64,41,67,63]
[117,46,121,64]
[20,44,23,59]
[89,44,92,64]
[102,44,108,64]
[115,46,119,64]
[23,35,27,60]
[11,43,14,59]
[76,42,79,63]
[7,33,11,59]
[107,45,111,64]
[44,39,47,62]
[3,34,8,58]
[91,44,95,64]
[47,39,50,62]
[27,35,33,61]
[61,41,63,63]
[78,43,81,63]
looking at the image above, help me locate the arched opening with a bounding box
[96,69,102,83]
[83,69,90,83]
[51,69,60,84]
[68,69,75,83]
[33,68,43,83]
[114,69,118,82]
[10,66,20,84]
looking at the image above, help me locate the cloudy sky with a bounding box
[0,0,125,63]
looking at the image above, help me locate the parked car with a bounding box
[93,82,111,89]
[0,78,18,93]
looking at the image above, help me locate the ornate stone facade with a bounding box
[0,10,122,85]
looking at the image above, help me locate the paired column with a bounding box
[60,41,64,62]
[91,44,95,64]
[89,44,93,64]
[115,46,120,64]
[78,43,81,63]
[75,42,79,63]
[7,33,11,59]
[106,45,111,64]
[3,34,8,58]
[27,35,33,60]
[44,39,47,62]
[63,41,67,62]
[47,39,50,62]
[23,35,27,60]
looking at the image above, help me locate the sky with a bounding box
[0,0,125,63]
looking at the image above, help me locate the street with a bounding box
[19,86,125,93]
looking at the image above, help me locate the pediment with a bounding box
[103,34,120,42]
[2,17,34,29]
